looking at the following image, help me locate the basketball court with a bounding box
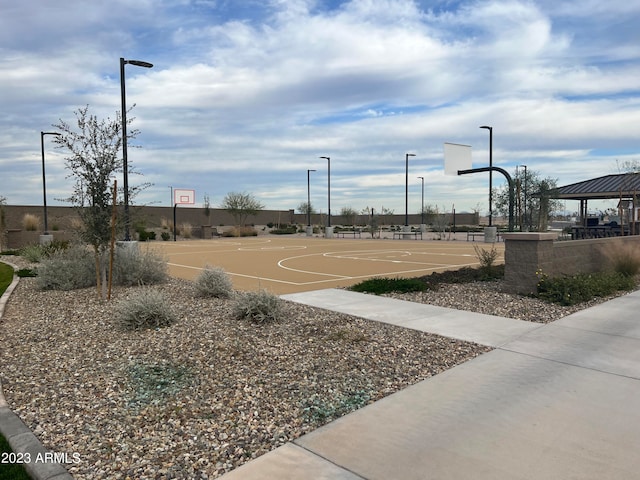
[151,236,504,294]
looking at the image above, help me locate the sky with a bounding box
[1,0,639,218]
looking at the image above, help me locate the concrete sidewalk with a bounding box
[220,289,640,479]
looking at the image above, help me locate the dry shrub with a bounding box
[602,242,640,277]
[22,213,40,231]
[179,222,193,238]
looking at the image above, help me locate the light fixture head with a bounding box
[125,59,153,68]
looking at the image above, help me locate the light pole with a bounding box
[41,131,61,235]
[307,169,316,227]
[480,126,493,226]
[121,57,153,241]
[319,156,330,228]
[169,186,173,206]
[405,153,416,227]
[417,176,424,227]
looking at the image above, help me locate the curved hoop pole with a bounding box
[458,167,515,231]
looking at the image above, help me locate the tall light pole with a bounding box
[417,176,424,226]
[41,131,61,235]
[405,153,416,227]
[319,156,331,227]
[480,126,493,226]
[307,169,316,227]
[121,57,153,241]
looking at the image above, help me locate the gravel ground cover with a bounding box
[382,279,633,323]
[0,257,490,479]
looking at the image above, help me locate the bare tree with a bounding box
[220,192,265,226]
[297,202,315,215]
[340,206,358,228]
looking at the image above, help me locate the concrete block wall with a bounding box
[503,233,640,294]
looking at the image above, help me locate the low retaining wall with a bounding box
[6,230,76,250]
[503,233,640,294]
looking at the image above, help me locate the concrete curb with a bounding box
[0,259,74,479]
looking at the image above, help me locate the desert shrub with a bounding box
[35,245,95,290]
[113,247,168,286]
[161,231,171,241]
[126,359,195,407]
[20,244,45,263]
[160,217,172,230]
[350,277,428,295]
[115,288,177,330]
[20,240,70,263]
[233,289,282,323]
[179,222,193,238]
[536,270,636,306]
[221,228,238,237]
[137,228,156,241]
[603,242,640,277]
[238,226,258,237]
[473,244,502,279]
[301,389,371,424]
[22,213,40,231]
[194,265,233,298]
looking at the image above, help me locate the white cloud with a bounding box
[0,0,639,217]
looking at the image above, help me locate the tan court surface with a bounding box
[151,235,504,295]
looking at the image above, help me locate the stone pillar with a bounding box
[39,234,54,245]
[484,226,497,243]
[502,232,557,294]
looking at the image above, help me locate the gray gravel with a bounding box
[383,279,637,323]
[0,267,489,479]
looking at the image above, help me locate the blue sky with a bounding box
[1,0,639,217]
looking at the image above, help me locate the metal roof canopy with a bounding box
[552,173,640,200]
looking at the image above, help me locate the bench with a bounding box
[392,231,423,240]
[466,231,502,242]
[337,229,362,238]
[466,231,484,241]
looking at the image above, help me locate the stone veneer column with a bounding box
[501,232,558,294]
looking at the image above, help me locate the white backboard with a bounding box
[174,189,195,205]
[444,143,472,176]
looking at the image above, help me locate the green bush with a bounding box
[115,288,177,330]
[161,231,171,241]
[138,230,156,241]
[350,277,429,295]
[113,247,168,286]
[536,271,636,306]
[194,265,233,298]
[35,245,95,290]
[233,289,282,323]
[270,226,297,235]
[16,268,37,277]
